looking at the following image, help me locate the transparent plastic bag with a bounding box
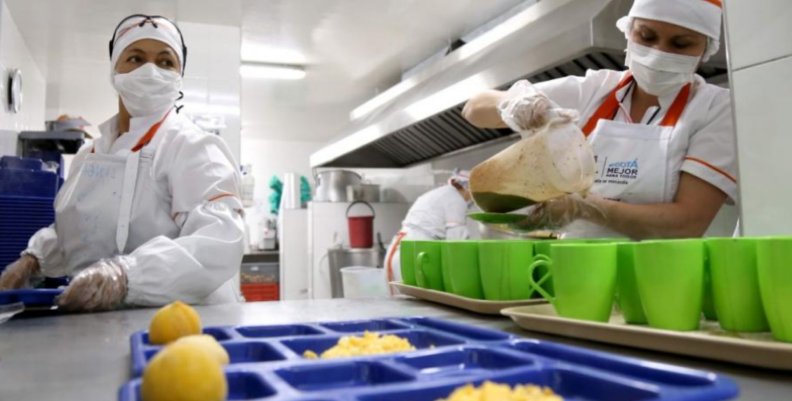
[470,81,595,213]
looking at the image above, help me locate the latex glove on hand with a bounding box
[511,193,606,231]
[57,256,130,312]
[0,255,40,290]
[497,80,578,134]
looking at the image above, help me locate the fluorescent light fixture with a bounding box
[241,44,307,64]
[404,74,489,121]
[240,62,306,80]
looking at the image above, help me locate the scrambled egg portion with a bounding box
[439,381,563,401]
[303,331,416,359]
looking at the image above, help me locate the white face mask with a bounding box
[112,63,182,117]
[625,40,701,97]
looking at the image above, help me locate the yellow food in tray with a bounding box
[439,381,563,401]
[303,331,416,359]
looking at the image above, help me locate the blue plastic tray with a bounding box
[0,289,62,306]
[120,317,738,401]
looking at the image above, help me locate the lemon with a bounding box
[172,335,230,365]
[141,341,227,401]
[148,301,202,345]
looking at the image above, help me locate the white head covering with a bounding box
[616,0,723,61]
[448,169,471,189]
[110,16,184,73]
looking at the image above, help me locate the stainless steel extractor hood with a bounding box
[310,0,727,168]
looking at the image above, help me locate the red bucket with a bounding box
[347,201,375,248]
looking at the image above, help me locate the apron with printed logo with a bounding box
[55,111,172,274]
[564,73,691,238]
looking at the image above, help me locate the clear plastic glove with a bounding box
[497,80,578,134]
[57,256,130,312]
[510,193,606,231]
[0,255,40,290]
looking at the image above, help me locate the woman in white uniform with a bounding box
[0,15,245,310]
[385,171,472,284]
[463,0,736,239]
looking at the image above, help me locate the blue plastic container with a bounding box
[0,289,62,307]
[120,317,738,401]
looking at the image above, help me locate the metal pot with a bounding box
[346,183,380,203]
[314,169,361,202]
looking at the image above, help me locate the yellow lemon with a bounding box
[141,341,227,401]
[171,335,230,365]
[148,301,202,345]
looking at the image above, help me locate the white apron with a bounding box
[55,111,174,274]
[564,74,692,238]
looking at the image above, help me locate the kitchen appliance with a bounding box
[326,247,385,298]
[313,169,361,202]
[310,0,727,169]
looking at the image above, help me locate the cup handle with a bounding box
[415,252,427,287]
[528,258,555,305]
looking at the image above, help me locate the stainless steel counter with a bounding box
[0,298,790,400]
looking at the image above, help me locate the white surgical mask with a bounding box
[625,40,700,97]
[112,63,182,117]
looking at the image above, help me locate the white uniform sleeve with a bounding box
[680,89,739,203]
[124,133,245,306]
[24,144,93,277]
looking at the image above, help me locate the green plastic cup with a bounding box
[756,237,792,342]
[440,241,484,299]
[528,243,618,322]
[706,238,769,332]
[399,240,417,286]
[615,241,647,324]
[634,239,704,331]
[478,240,538,300]
[414,240,444,291]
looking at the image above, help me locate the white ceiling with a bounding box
[5,0,525,142]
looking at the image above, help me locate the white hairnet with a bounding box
[448,169,471,189]
[616,0,723,62]
[110,16,184,72]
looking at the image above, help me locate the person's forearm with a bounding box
[461,91,508,129]
[584,197,714,240]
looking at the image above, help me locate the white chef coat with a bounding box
[385,184,470,285]
[535,69,738,236]
[25,111,245,306]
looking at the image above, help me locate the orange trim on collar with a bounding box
[581,74,692,137]
[207,192,238,202]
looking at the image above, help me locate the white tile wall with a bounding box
[725,0,792,71]
[730,55,792,235]
[0,0,46,155]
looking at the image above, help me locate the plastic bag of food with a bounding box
[470,81,595,213]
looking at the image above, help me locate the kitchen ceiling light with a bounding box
[240,63,306,80]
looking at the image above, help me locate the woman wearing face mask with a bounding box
[462,0,735,239]
[0,15,245,310]
[384,170,472,289]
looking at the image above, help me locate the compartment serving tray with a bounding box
[121,316,738,401]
